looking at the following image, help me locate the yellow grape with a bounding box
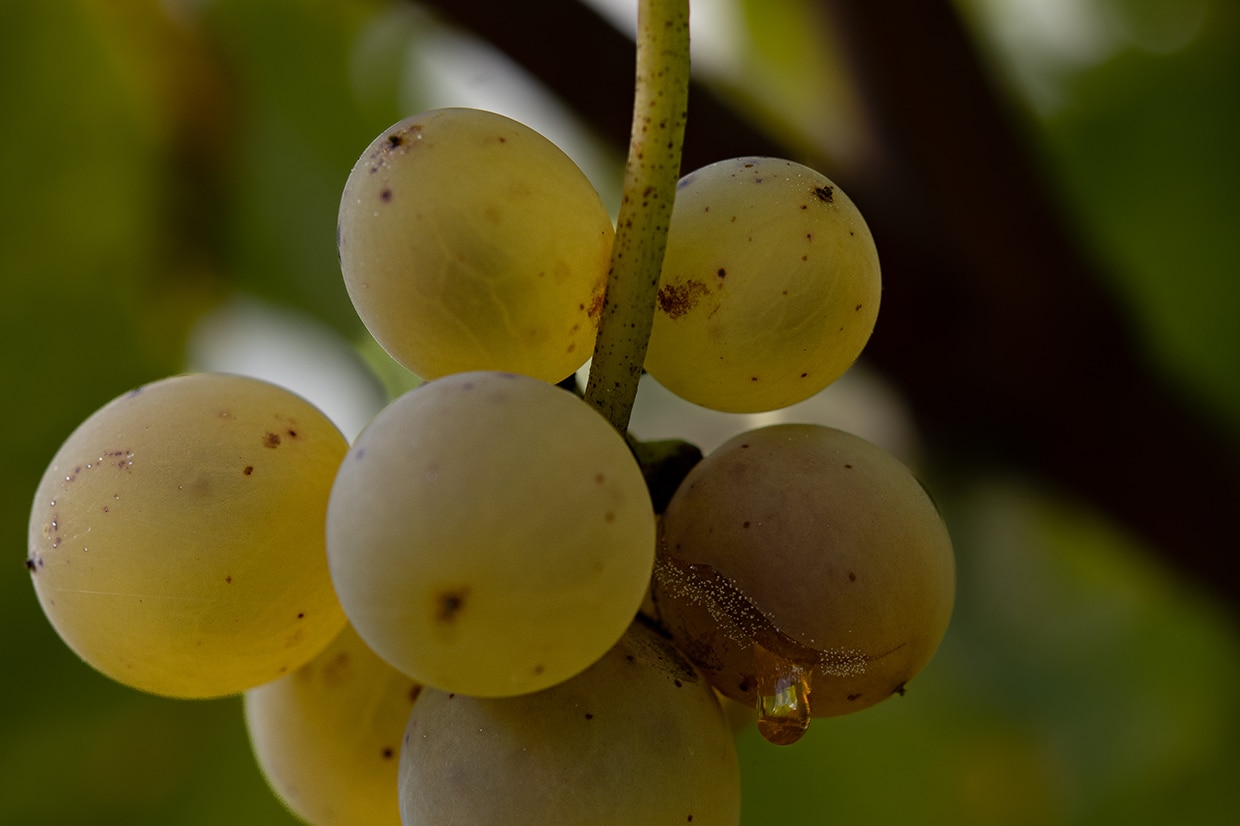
[645,157,881,413]
[326,371,655,698]
[245,623,420,826]
[26,373,348,698]
[337,107,613,383]
[399,620,741,825]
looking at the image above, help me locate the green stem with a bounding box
[583,0,690,433]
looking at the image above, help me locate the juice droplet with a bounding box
[753,641,812,745]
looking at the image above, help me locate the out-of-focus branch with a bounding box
[412,0,1240,614]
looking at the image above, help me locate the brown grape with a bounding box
[652,424,955,743]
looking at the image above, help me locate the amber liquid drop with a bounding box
[753,641,812,745]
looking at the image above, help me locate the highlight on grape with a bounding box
[25,18,955,822]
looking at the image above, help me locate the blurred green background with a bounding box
[2,0,1237,824]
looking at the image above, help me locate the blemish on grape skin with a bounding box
[243,466,254,476]
[381,747,395,760]
[263,432,281,449]
[380,188,392,202]
[657,280,710,319]
[434,588,470,624]
[814,185,834,203]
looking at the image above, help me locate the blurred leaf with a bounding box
[1039,2,1240,433]
[197,0,404,333]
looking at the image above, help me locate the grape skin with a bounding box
[654,424,955,718]
[398,620,741,825]
[326,371,655,698]
[26,373,349,698]
[644,157,881,413]
[337,107,613,384]
[245,623,420,826]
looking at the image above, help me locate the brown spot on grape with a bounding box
[674,678,683,687]
[814,185,834,203]
[855,304,863,311]
[657,280,710,319]
[263,432,281,448]
[587,290,605,320]
[381,747,395,760]
[225,575,233,584]
[894,682,907,696]
[605,511,616,523]
[595,473,606,484]
[716,268,726,278]
[243,466,254,476]
[585,712,594,720]
[388,133,404,148]
[409,684,422,703]
[380,188,392,202]
[847,692,862,701]
[435,588,470,624]
[848,572,857,582]
[25,557,37,573]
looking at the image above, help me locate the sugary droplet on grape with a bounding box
[27,373,349,698]
[653,424,955,729]
[337,108,613,384]
[753,641,812,746]
[646,157,881,413]
[327,371,655,698]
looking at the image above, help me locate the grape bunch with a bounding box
[26,106,954,825]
